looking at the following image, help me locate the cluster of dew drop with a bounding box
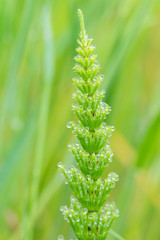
[59,165,118,211]
[68,143,113,179]
[59,197,118,240]
[58,9,119,240]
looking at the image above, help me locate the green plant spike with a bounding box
[58,9,119,240]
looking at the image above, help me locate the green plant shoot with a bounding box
[58,9,119,240]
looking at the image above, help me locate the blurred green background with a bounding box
[0,0,160,239]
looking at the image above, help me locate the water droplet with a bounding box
[111,126,115,131]
[60,206,64,212]
[58,235,64,240]
[57,162,62,168]
[67,121,72,128]
[88,214,92,220]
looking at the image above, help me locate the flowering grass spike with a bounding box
[58,9,119,240]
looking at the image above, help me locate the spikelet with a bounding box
[58,9,119,240]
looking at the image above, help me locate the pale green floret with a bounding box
[67,121,114,153]
[60,197,119,240]
[58,9,119,239]
[73,89,105,110]
[60,165,118,211]
[68,144,113,180]
[73,75,102,96]
[72,103,110,130]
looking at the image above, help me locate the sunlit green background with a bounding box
[0,0,160,239]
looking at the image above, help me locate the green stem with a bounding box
[78,9,86,39]
[109,229,125,240]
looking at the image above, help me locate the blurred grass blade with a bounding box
[109,229,125,240]
[0,0,40,155]
[38,171,64,217]
[136,113,160,168]
[103,0,156,97]
[0,115,36,209]
[136,78,160,167]
[37,151,75,218]
[28,4,55,239]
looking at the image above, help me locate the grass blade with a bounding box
[28,4,55,239]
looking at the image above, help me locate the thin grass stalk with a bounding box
[28,5,55,240]
[0,0,40,158]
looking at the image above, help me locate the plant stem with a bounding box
[109,229,125,240]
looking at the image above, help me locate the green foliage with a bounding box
[60,198,118,240]
[0,0,160,239]
[59,9,119,239]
